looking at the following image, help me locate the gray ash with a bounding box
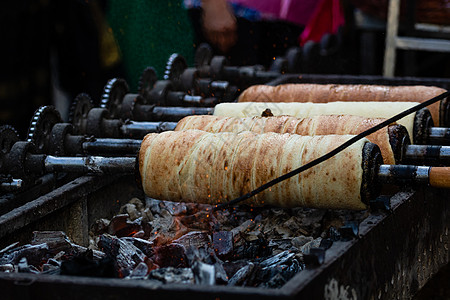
[0,197,369,288]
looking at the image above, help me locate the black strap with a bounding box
[213,91,450,211]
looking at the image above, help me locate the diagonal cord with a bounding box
[213,91,450,211]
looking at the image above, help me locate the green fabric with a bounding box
[107,0,195,92]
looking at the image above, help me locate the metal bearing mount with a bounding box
[27,106,63,154]
[69,93,94,135]
[101,78,129,119]
[138,67,158,101]
[164,53,188,90]
[194,43,213,77]
[284,47,302,73]
[0,125,20,173]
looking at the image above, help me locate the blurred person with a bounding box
[0,0,124,138]
[184,0,323,67]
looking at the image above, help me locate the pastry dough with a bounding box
[213,101,419,143]
[139,130,370,210]
[238,84,445,125]
[175,115,397,164]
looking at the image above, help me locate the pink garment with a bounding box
[229,0,320,26]
[299,0,345,45]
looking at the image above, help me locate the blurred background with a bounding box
[0,0,449,138]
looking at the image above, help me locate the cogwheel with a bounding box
[69,93,94,134]
[100,78,129,119]
[164,53,187,90]
[138,67,158,101]
[27,106,62,154]
[0,125,19,156]
[194,43,213,69]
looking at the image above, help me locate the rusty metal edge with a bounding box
[0,174,121,240]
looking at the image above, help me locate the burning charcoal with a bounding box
[0,242,19,255]
[192,261,215,285]
[234,236,271,260]
[71,245,105,260]
[153,243,188,268]
[319,238,333,250]
[173,231,211,250]
[18,257,30,273]
[149,267,194,284]
[222,260,249,278]
[256,251,302,288]
[0,243,49,266]
[268,239,296,253]
[291,236,314,249]
[298,237,322,254]
[132,230,145,239]
[126,261,149,279]
[60,249,117,278]
[145,197,162,215]
[41,263,60,275]
[303,248,325,267]
[158,200,188,216]
[0,264,15,272]
[98,234,147,278]
[185,246,228,284]
[227,262,257,286]
[91,218,110,235]
[31,231,73,254]
[47,258,61,267]
[121,203,140,221]
[141,207,154,222]
[259,250,295,269]
[42,257,62,274]
[328,226,341,241]
[212,231,233,259]
[107,214,143,238]
[129,197,144,211]
[230,219,256,239]
[120,203,141,221]
[339,221,359,240]
[121,237,154,257]
[296,209,327,235]
[177,211,216,231]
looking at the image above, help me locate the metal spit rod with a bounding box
[40,155,450,189]
[44,156,136,174]
[427,127,450,145]
[120,121,177,137]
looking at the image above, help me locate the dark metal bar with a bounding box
[82,139,141,154]
[403,145,450,164]
[377,164,430,185]
[428,127,450,145]
[133,105,214,122]
[44,156,136,174]
[120,121,177,138]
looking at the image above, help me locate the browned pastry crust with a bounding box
[237,84,446,124]
[139,130,369,210]
[175,115,396,164]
